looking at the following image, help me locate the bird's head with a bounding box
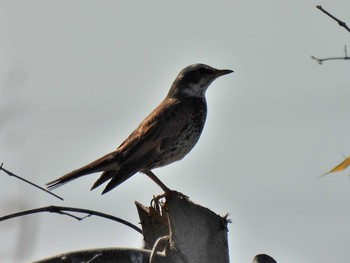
[167,63,233,98]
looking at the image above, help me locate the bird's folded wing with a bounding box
[99,99,194,193]
[116,98,193,171]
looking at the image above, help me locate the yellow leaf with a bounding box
[323,156,350,176]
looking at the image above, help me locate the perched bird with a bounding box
[47,64,233,194]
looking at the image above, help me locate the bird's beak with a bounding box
[214,69,234,78]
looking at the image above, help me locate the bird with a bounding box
[47,63,233,195]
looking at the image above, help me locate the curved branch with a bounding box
[0,205,142,234]
[34,248,167,263]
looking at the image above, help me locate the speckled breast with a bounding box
[151,97,207,168]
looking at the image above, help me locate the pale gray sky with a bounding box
[1,1,350,262]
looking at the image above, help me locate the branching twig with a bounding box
[0,205,143,234]
[0,163,63,201]
[311,46,350,64]
[316,5,350,33]
[312,6,350,64]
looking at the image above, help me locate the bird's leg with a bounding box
[143,170,171,212]
[144,170,188,212]
[144,170,172,193]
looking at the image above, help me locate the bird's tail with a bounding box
[90,169,135,194]
[46,151,120,191]
[46,166,97,190]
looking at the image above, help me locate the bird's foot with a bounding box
[151,190,188,212]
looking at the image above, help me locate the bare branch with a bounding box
[311,56,350,64]
[311,45,350,64]
[0,163,63,201]
[0,205,143,234]
[312,6,350,64]
[316,5,350,33]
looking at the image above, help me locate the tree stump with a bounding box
[34,194,230,263]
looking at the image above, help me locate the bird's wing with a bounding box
[118,98,190,154]
[117,98,192,168]
[48,98,193,193]
[100,98,194,193]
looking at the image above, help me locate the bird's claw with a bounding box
[151,190,189,212]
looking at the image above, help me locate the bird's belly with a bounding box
[152,123,204,168]
[146,98,207,170]
[159,138,199,166]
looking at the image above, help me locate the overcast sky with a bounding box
[1,1,350,262]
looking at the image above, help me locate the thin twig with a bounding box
[0,163,63,201]
[311,56,350,64]
[149,235,169,263]
[0,205,143,234]
[316,5,350,33]
[311,45,350,64]
[86,253,103,263]
[312,6,350,64]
